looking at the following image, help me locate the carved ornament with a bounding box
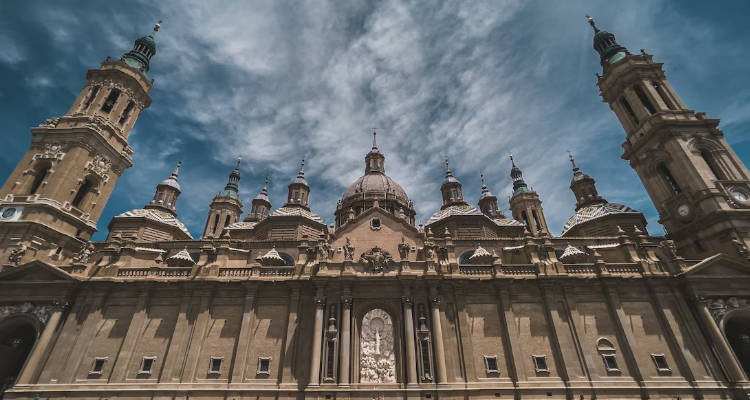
[33,143,66,162]
[0,302,53,324]
[359,246,394,273]
[85,154,112,183]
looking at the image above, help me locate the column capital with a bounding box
[341,295,352,309]
[401,296,413,306]
[430,296,441,307]
[314,296,326,308]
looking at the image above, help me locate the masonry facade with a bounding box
[0,18,749,400]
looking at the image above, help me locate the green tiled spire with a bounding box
[510,154,531,195]
[587,16,628,71]
[220,157,241,199]
[122,21,161,73]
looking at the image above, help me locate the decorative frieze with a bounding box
[0,302,54,324]
[33,143,66,162]
[699,296,750,323]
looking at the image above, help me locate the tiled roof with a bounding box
[225,221,257,230]
[271,206,324,223]
[426,204,483,225]
[117,208,192,238]
[260,247,286,266]
[559,244,586,260]
[562,202,640,235]
[167,248,194,264]
[492,217,525,227]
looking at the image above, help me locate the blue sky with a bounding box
[1,1,749,240]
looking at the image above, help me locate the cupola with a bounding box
[440,159,466,208]
[285,159,310,210]
[122,21,161,73]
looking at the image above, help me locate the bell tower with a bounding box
[0,22,161,266]
[508,154,549,236]
[591,17,750,259]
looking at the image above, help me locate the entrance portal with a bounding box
[725,314,750,378]
[0,317,37,396]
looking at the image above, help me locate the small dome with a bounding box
[562,202,640,235]
[342,174,409,204]
[136,34,157,54]
[159,176,181,192]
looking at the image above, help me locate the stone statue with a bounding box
[398,237,410,260]
[72,242,95,264]
[359,246,394,273]
[317,241,333,261]
[732,236,749,259]
[437,246,449,265]
[422,239,436,260]
[343,237,355,261]
[8,243,27,265]
[360,309,396,383]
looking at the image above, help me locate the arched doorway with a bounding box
[725,314,750,378]
[0,317,38,396]
[360,308,396,383]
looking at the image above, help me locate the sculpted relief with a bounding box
[360,308,396,383]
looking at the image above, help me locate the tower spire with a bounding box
[121,21,162,73]
[567,152,606,210]
[371,129,379,152]
[221,157,241,199]
[586,16,628,71]
[509,154,530,194]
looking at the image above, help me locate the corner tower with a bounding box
[590,17,750,259]
[0,22,161,265]
[202,158,244,238]
[508,154,549,236]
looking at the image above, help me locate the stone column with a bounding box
[63,290,108,383]
[160,287,192,382]
[309,289,326,386]
[695,297,748,382]
[340,293,352,386]
[231,283,258,382]
[402,294,418,385]
[111,284,151,382]
[16,303,66,384]
[429,286,448,384]
[182,288,214,382]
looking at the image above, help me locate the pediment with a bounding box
[0,261,78,282]
[678,253,750,279]
[331,207,420,260]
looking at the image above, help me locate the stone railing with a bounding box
[116,267,191,278]
[603,263,641,274]
[218,267,253,277]
[564,263,597,275]
[499,264,536,276]
[257,267,295,277]
[459,265,494,276]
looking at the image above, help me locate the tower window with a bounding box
[72,178,94,208]
[82,85,100,110]
[224,214,231,227]
[163,193,171,205]
[29,164,50,195]
[657,162,681,195]
[633,85,656,115]
[119,101,135,125]
[532,210,542,232]
[211,213,220,236]
[700,150,726,180]
[619,97,639,126]
[521,211,531,231]
[100,88,121,113]
[652,81,676,110]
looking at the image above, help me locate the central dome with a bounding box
[335,132,415,227]
[342,173,409,204]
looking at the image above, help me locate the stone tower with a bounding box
[202,158,244,238]
[591,17,750,259]
[244,176,271,223]
[0,23,160,265]
[508,154,549,236]
[477,174,501,218]
[285,159,311,210]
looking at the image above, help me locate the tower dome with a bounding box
[336,132,414,227]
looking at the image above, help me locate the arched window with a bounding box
[211,213,220,236]
[700,149,726,180]
[29,164,51,195]
[521,211,531,230]
[597,338,620,373]
[458,250,474,265]
[224,214,231,227]
[163,193,171,205]
[100,88,121,113]
[72,178,94,208]
[633,85,656,115]
[278,252,295,266]
[651,81,676,110]
[619,96,639,126]
[82,85,100,111]
[532,210,542,232]
[657,162,681,195]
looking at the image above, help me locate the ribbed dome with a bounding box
[342,173,409,204]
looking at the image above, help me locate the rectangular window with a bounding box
[619,96,639,126]
[602,354,619,372]
[257,357,271,375]
[484,355,499,373]
[119,101,135,125]
[208,356,223,375]
[650,353,671,372]
[83,85,100,110]
[139,356,156,375]
[90,357,107,375]
[100,88,121,113]
[634,84,656,114]
[532,355,549,373]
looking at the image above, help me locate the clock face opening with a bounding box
[677,204,690,218]
[2,207,16,218]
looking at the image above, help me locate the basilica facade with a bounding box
[0,17,749,400]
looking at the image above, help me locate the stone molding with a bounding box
[698,296,750,324]
[0,302,57,325]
